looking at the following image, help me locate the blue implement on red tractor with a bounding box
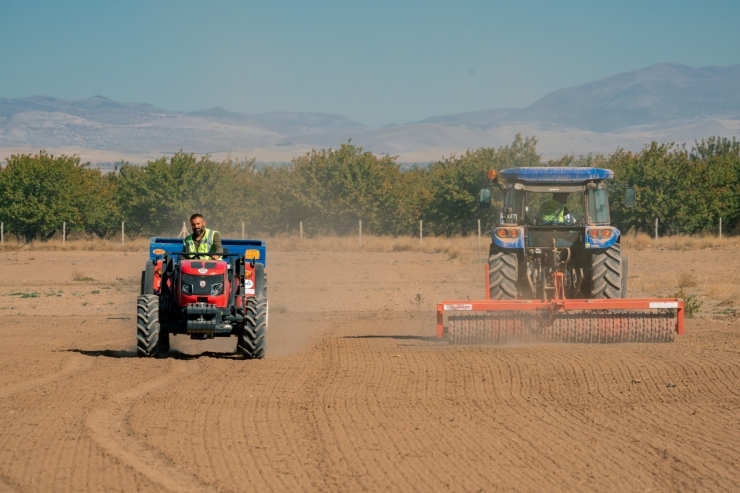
[137,238,267,358]
[437,167,684,344]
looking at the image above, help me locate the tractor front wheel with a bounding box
[489,247,518,300]
[136,294,164,357]
[590,244,623,299]
[237,297,267,359]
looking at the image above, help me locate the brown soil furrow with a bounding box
[0,474,19,493]
[0,356,91,399]
[544,352,739,490]
[85,359,217,493]
[2,250,739,492]
[467,354,636,489]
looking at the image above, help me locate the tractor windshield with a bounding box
[523,192,585,226]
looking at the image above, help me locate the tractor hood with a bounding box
[180,259,228,276]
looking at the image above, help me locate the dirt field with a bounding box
[0,247,738,492]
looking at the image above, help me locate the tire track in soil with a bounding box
[0,356,92,399]
[85,359,218,493]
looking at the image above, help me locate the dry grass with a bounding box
[0,233,490,261]
[621,231,739,251]
[0,237,149,252]
[264,234,488,261]
[0,231,736,258]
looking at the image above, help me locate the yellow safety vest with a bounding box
[183,229,219,259]
[539,200,566,224]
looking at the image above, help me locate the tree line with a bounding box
[0,134,738,242]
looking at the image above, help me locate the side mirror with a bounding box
[624,188,635,208]
[479,188,492,208]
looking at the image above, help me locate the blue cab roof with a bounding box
[498,167,613,183]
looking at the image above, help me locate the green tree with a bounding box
[112,152,257,235]
[264,143,408,235]
[0,152,111,241]
[422,135,542,236]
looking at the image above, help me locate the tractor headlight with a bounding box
[182,282,192,294]
[211,283,224,296]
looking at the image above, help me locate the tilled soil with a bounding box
[0,249,738,492]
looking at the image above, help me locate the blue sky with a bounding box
[1,0,739,126]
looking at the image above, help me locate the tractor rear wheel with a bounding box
[136,294,163,357]
[237,297,267,359]
[621,254,629,298]
[590,244,623,299]
[488,247,518,300]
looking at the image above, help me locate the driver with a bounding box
[183,214,223,260]
[538,193,575,225]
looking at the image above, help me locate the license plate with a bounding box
[499,213,518,224]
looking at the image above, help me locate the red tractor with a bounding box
[137,238,267,358]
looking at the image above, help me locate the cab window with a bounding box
[587,189,610,224]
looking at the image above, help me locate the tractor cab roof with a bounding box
[499,167,613,184]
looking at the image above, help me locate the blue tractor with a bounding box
[479,167,635,302]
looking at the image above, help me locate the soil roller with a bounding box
[438,270,684,344]
[436,167,685,344]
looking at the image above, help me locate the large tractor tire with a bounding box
[237,297,267,359]
[488,247,518,300]
[140,261,155,295]
[254,263,267,298]
[590,244,623,299]
[136,294,165,357]
[621,254,629,298]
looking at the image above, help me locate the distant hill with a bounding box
[423,63,740,132]
[1,63,739,163]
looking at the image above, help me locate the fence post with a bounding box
[63,221,66,245]
[654,218,658,241]
[719,217,722,239]
[1,222,3,244]
[242,221,245,240]
[477,219,481,249]
[419,220,423,246]
[359,219,363,246]
[121,221,125,245]
[299,221,303,241]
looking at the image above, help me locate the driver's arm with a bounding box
[211,232,224,260]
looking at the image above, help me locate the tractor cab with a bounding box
[481,167,633,250]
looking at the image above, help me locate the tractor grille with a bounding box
[182,274,224,295]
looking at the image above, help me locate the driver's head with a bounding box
[553,193,569,204]
[190,214,206,237]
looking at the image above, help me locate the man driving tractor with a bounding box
[183,213,223,259]
[538,193,576,225]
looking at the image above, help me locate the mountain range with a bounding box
[1,63,738,165]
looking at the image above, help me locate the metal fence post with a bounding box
[242,221,245,239]
[654,218,658,241]
[719,217,722,239]
[63,221,66,245]
[300,221,303,241]
[121,221,125,245]
[419,220,423,246]
[359,220,362,246]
